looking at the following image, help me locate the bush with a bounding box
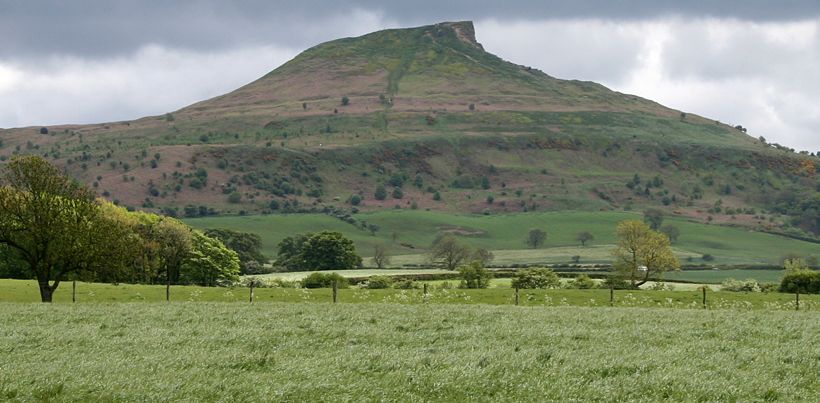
[301,272,348,289]
[566,274,596,289]
[393,280,419,289]
[364,275,394,289]
[458,262,491,289]
[511,268,560,289]
[601,276,634,290]
[779,271,820,293]
[721,278,761,292]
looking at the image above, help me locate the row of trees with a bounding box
[525,229,596,248]
[0,156,243,302]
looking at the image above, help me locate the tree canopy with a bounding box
[275,231,361,271]
[0,156,137,301]
[204,228,267,274]
[0,156,242,301]
[612,220,680,287]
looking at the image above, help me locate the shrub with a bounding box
[702,254,715,262]
[721,278,761,292]
[393,280,419,289]
[301,272,348,289]
[601,276,634,290]
[779,271,820,293]
[364,275,394,289]
[341,96,350,106]
[458,262,491,289]
[567,274,596,289]
[374,185,387,200]
[227,192,242,203]
[511,268,560,289]
[349,194,362,206]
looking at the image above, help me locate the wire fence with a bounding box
[33,279,814,311]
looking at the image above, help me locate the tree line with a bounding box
[0,156,250,302]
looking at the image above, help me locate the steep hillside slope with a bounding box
[0,21,817,237]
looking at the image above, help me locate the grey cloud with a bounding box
[477,19,646,84]
[2,1,820,59]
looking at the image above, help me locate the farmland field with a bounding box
[0,303,817,401]
[185,210,820,267]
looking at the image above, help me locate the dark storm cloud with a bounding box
[1,0,819,58]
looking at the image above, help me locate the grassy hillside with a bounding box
[185,210,820,266]
[0,21,816,239]
[0,303,817,401]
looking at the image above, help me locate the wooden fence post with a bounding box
[249,282,254,303]
[796,289,800,311]
[166,279,170,303]
[515,286,520,306]
[423,283,429,302]
[72,280,76,303]
[702,287,707,309]
[609,283,614,306]
[332,281,338,304]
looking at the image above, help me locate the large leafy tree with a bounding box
[612,220,680,287]
[300,231,361,270]
[275,231,360,271]
[204,228,267,274]
[0,156,134,302]
[180,231,240,286]
[274,234,309,271]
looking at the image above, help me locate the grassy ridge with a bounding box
[185,210,820,265]
[0,303,817,401]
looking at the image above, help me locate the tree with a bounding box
[458,261,491,289]
[300,231,361,270]
[660,225,680,244]
[392,187,403,199]
[274,234,309,271]
[472,247,494,267]
[373,243,391,269]
[152,217,193,284]
[341,96,350,106]
[430,234,472,270]
[526,229,547,249]
[643,208,664,230]
[374,184,387,200]
[204,229,267,275]
[612,220,680,288]
[576,231,594,246]
[180,231,240,286]
[0,156,135,302]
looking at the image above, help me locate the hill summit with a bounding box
[0,21,817,237]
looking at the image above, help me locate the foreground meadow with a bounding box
[0,303,817,401]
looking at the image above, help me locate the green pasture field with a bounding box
[1,279,816,310]
[0,303,817,401]
[185,210,819,266]
[663,268,787,284]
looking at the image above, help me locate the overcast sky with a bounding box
[1,1,818,151]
